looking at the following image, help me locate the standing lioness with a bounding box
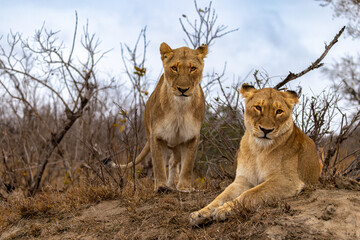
[190,84,320,225]
[109,43,208,192]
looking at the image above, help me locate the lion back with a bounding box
[296,126,321,184]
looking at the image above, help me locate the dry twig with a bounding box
[274,26,345,90]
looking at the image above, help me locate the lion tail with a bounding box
[102,141,150,169]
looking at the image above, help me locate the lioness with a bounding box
[190,84,320,225]
[107,42,208,192]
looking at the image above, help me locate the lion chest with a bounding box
[154,111,200,147]
[236,152,274,186]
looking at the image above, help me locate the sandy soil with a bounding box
[1,177,360,240]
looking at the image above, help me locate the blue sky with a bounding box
[1,0,359,95]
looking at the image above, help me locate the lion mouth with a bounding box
[259,136,272,140]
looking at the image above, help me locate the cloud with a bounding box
[1,0,359,95]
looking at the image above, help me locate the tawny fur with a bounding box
[118,42,208,192]
[190,84,320,225]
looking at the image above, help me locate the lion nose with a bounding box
[177,87,189,93]
[259,126,274,134]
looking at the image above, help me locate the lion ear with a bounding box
[196,44,208,58]
[160,42,173,61]
[282,90,299,108]
[239,83,257,99]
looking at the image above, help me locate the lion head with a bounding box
[160,42,208,97]
[239,84,299,146]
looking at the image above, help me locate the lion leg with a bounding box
[176,137,199,192]
[213,175,304,221]
[189,176,252,226]
[166,147,181,189]
[150,136,169,192]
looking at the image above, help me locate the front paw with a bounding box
[239,191,263,210]
[177,186,195,193]
[177,182,195,193]
[189,208,212,226]
[212,203,233,222]
[156,184,174,193]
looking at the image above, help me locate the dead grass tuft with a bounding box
[0,181,123,231]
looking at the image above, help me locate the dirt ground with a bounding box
[1,177,360,240]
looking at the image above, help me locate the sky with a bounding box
[0,0,359,97]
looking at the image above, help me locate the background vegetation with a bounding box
[0,1,359,232]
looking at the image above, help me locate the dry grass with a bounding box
[0,181,123,231]
[0,176,225,238]
[0,175,217,232]
[2,176,359,240]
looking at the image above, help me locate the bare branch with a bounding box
[274,26,345,90]
[179,0,239,48]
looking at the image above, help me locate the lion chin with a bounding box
[254,137,274,147]
[190,84,321,226]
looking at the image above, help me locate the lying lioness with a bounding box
[106,42,208,192]
[190,84,320,225]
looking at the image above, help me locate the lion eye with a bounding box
[276,109,284,115]
[171,66,177,71]
[190,66,197,72]
[255,106,262,111]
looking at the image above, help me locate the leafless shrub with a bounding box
[319,0,360,38]
[0,14,113,196]
[320,109,360,178]
[319,0,360,180]
[120,27,149,109]
[198,73,245,179]
[179,0,238,48]
[323,54,360,104]
[96,27,150,193]
[293,90,339,144]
